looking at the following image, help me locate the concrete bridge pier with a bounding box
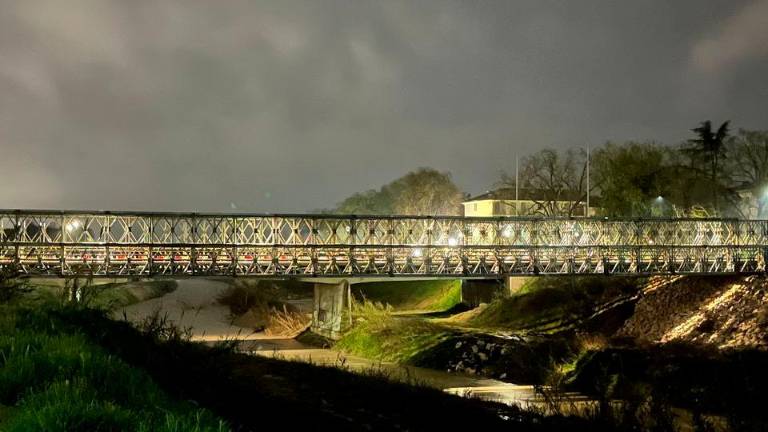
[311,280,351,339]
[460,276,531,307]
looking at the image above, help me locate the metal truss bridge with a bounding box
[1,210,767,278]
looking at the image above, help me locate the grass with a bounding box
[467,276,645,331]
[335,301,455,362]
[0,305,227,431]
[351,279,462,312]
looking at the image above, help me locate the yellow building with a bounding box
[463,187,600,217]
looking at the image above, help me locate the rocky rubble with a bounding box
[617,275,768,349]
[413,333,574,384]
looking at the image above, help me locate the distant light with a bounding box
[412,248,422,257]
[656,196,664,201]
[447,237,459,247]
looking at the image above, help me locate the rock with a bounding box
[478,352,488,362]
[471,344,479,353]
[500,373,507,379]
[455,341,463,349]
[477,340,485,348]
[500,347,509,356]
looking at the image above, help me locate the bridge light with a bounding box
[447,237,459,247]
[412,248,422,257]
[502,225,513,238]
[65,220,81,233]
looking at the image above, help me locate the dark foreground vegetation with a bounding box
[0,303,598,431]
[0,306,227,431]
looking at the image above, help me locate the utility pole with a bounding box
[515,155,520,216]
[585,145,590,218]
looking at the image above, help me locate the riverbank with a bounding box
[330,275,768,430]
[2,302,599,431]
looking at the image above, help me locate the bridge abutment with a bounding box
[311,280,351,339]
[461,279,503,307]
[505,276,531,296]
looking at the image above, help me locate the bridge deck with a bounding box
[1,210,766,277]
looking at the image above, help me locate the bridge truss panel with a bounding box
[2,211,767,278]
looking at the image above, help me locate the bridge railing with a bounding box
[1,210,767,277]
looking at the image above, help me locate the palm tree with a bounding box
[683,120,730,213]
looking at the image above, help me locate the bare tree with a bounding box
[501,148,591,217]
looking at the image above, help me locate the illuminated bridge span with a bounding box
[2,210,768,278]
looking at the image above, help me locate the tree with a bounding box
[591,142,675,217]
[335,189,393,215]
[390,168,464,216]
[334,168,464,216]
[501,148,592,217]
[726,129,768,217]
[681,120,731,213]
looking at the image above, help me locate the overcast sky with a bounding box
[1,0,767,213]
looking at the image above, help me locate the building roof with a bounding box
[464,187,600,205]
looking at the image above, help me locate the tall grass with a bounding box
[335,300,454,363]
[0,305,228,431]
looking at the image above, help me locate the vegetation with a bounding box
[591,142,678,217]
[336,301,455,362]
[682,120,731,212]
[495,124,768,218]
[18,305,591,430]
[562,344,768,430]
[466,276,644,332]
[499,148,592,217]
[216,279,312,335]
[351,279,462,312]
[334,167,464,215]
[0,305,227,431]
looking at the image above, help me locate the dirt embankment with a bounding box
[617,275,768,349]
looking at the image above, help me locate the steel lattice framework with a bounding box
[1,210,767,278]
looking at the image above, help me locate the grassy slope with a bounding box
[335,302,574,384]
[336,307,456,363]
[352,279,462,312]
[467,276,644,331]
[0,305,226,431]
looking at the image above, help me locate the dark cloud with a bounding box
[1,0,766,212]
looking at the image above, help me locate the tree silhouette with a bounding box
[682,120,730,213]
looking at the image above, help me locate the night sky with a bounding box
[1,0,767,213]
